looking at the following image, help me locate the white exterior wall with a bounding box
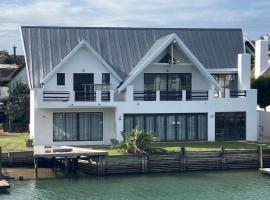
[31,90,115,146]
[238,54,251,90]
[255,39,269,78]
[45,48,119,90]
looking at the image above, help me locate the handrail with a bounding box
[75,91,96,101]
[160,91,182,101]
[134,91,156,101]
[186,90,208,101]
[101,91,110,101]
[230,90,246,98]
[43,91,70,101]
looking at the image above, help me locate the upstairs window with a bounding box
[57,73,65,86]
[102,73,110,85]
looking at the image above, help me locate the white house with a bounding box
[21,26,258,146]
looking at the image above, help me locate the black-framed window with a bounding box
[57,73,65,86]
[102,73,110,85]
[144,73,191,91]
[124,113,207,141]
[211,74,238,96]
[53,112,103,141]
[215,112,246,141]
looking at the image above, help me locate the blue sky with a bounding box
[0,0,269,54]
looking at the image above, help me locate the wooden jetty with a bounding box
[34,145,107,179]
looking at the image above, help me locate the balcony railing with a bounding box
[134,91,156,101]
[101,91,110,101]
[186,90,208,101]
[160,91,182,101]
[75,91,96,101]
[230,90,246,98]
[43,91,70,101]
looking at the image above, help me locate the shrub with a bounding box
[121,129,156,154]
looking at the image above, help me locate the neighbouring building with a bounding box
[8,63,29,91]
[21,26,258,146]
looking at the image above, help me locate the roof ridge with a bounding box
[21,26,242,31]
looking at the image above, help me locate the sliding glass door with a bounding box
[215,112,246,140]
[53,112,103,141]
[124,113,208,141]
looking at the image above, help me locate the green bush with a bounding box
[121,129,156,154]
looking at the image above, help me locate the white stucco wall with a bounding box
[44,47,120,91]
[32,105,116,146]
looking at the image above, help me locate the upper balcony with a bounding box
[35,85,255,109]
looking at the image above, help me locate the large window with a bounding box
[124,113,207,141]
[212,74,238,96]
[53,112,103,141]
[215,112,246,141]
[144,73,191,91]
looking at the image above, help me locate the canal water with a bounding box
[1,170,270,200]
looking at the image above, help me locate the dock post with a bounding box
[141,153,148,174]
[97,156,105,176]
[34,158,38,180]
[220,146,226,169]
[64,157,68,177]
[259,145,263,169]
[180,147,186,172]
[0,146,2,177]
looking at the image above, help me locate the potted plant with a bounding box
[25,136,33,147]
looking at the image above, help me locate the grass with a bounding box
[0,133,31,152]
[1,133,270,155]
[97,141,270,155]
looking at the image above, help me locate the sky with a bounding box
[0,0,269,55]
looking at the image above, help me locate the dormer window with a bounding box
[102,73,110,85]
[57,73,65,86]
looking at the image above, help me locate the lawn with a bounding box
[0,133,31,152]
[97,141,270,155]
[1,133,270,155]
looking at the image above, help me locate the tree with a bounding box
[4,83,30,124]
[251,77,270,110]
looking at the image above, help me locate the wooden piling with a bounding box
[220,146,226,169]
[141,153,148,173]
[0,147,2,177]
[259,145,263,169]
[180,147,186,172]
[34,158,38,180]
[64,157,68,177]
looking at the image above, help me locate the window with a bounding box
[53,112,103,141]
[144,73,191,91]
[215,112,246,141]
[124,113,207,141]
[102,73,110,85]
[211,74,238,97]
[57,73,65,86]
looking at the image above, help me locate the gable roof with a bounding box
[21,26,244,88]
[41,39,122,84]
[118,34,222,92]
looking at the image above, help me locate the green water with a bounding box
[1,170,270,200]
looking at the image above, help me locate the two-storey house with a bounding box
[21,26,257,146]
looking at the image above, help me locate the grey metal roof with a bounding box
[21,26,244,88]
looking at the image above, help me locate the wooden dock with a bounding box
[33,145,108,179]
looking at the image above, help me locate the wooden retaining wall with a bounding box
[1,148,270,175]
[78,147,270,175]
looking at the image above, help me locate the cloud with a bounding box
[0,0,269,54]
